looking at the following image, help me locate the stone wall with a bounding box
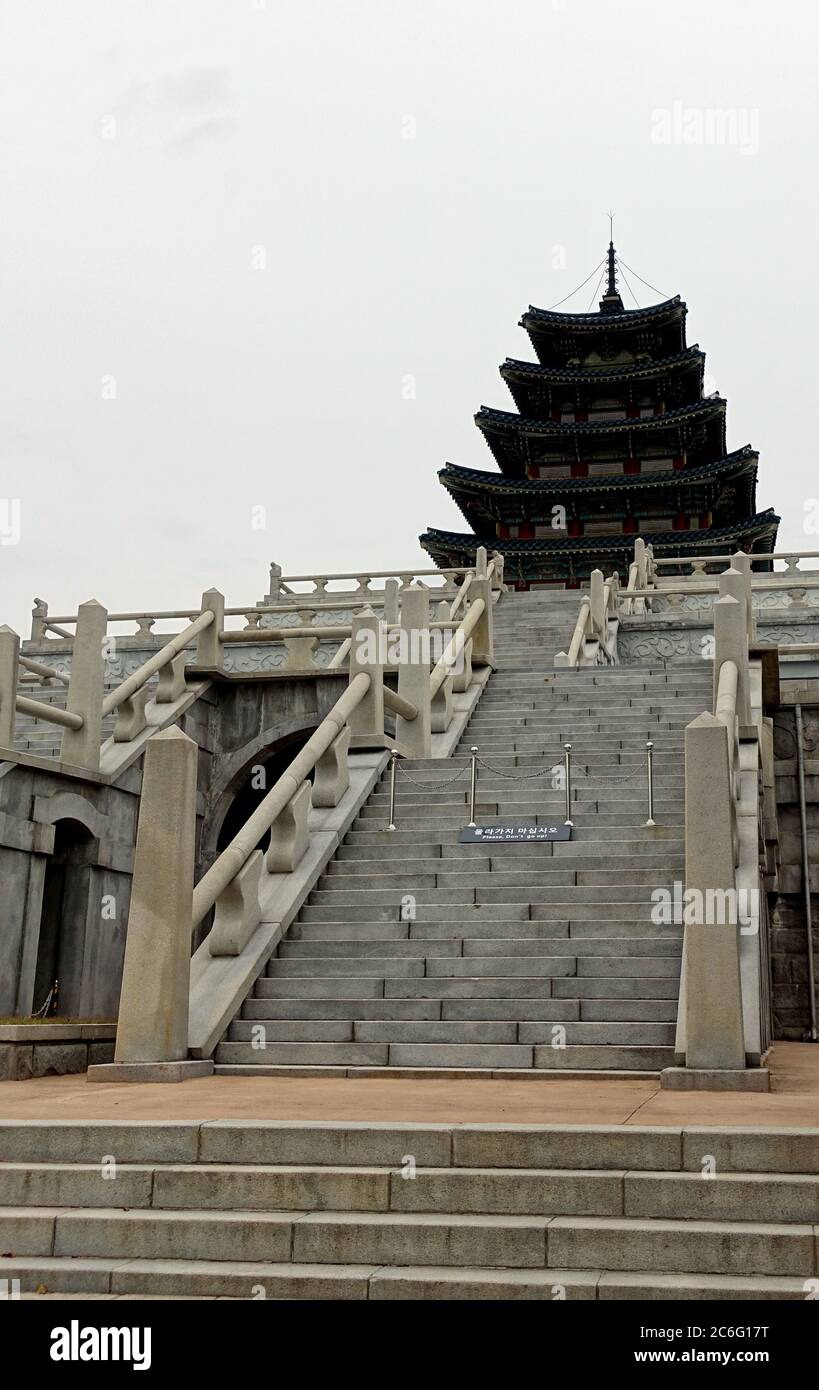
[770,693,819,1040]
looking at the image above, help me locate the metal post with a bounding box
[468,746,478,828]
[387,748,398,832]
[795,706,818,1041]
[645,739,656,827]
[563,743,573,827]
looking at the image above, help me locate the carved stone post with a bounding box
[730,550,755,642]
[713,593,751,726]
[0,625,20,748]
[396,585,431,758]
[680,712,746,1072]
[347,607,385,746]
[59,599,107,771]
[196,588,225,670]
[89,726,212,1081]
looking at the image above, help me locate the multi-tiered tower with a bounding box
[421,241,779,587]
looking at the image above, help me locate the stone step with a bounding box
[307,886,670,906]
[548,1215,813,1277]
[266,956,680,982]
[298,904,666,923]
[278,939,680,960]
[329,851,684,873]
[0,1204,562,1269]
[315,869,681,891]
[227,1019,675,1046]
[290,922,681,943]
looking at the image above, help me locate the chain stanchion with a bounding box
[387,748,398,831]
[644,739,656,827]
[563,742,573,827]
[468,746,478,827]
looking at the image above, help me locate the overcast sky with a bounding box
[1,0,817,633]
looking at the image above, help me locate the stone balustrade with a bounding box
[101,559,495,1078]
[2,553,503,773]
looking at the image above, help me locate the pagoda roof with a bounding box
[440,446,758,500]
[477,396,725,441]
[521,296,684,331]
[500,345,704,387]
[421,509,780,560]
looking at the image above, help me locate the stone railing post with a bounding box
[634,537,647,589]
[0,625,20,748]
[679,712,746,1073]
[730,550,755,642]
[468,559,494,668]
[383,579,400,626]
[713,593,751,726]
[89,726,211,1081]
[59,599,107,771]
[196,588,225,670]
[590,568,605,638]
[347,606,385,746]
[30,599,48,641]
[396,585,431,758]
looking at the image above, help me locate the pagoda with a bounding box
[420,240,779,587]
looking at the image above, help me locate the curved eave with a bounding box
[421,510,781,559]
[521,295,684,333]
[500,345,705,388]
[440,447,758,500]
[476,396,726,440]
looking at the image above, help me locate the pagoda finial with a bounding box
[599,213,624,313]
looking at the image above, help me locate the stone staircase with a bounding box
[0,1119,816,1299]
[216,590,714,1075]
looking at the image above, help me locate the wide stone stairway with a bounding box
[1,1119,817,1299]
[216,590,713,1076]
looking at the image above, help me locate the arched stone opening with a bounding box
[34,818,97,1017]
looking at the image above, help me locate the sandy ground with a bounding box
[0,1042,818,1128]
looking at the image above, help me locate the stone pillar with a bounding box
[88,726,211,1081]
[731,550,755,642]
[713,593,751,726]
[634,537,647,589]
[590,568,605,638]
[59,599,107,772]
[682,712,746,1072]
[347,607,384,746]
[469,576,494,667]
[383,579,399,627]
[0,625,20,748]
[396,585,431,758]
[196,588,225,670]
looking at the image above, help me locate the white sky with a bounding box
[2,0,817,632]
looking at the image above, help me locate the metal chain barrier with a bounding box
[395,761,471,788]
[384,740,657,831]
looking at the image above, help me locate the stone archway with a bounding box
[34,817,97,1017]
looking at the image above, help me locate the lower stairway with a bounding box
[215,586,713,1075]
[1,1119,816,1299]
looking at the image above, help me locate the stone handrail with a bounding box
[14,695,83,731]
[18,655,70,687]
[653,550,819,576]
[429,597,486,698]
[554,570,619,669]
[101,612,214,718]
[191,670,372,931]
